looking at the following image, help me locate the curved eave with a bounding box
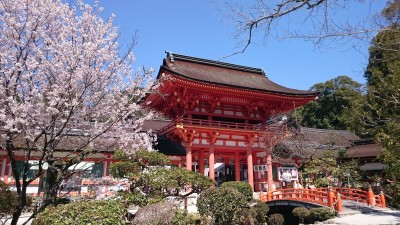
[159,66,318,98]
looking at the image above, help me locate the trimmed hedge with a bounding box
[220,181,253,201]
[32,200,125,225]
[267,213,285,225]
[292,207,310,224]
[251,200,269,224]
[197,187,248,225]
[307,207,335,223]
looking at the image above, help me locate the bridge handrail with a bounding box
[333,187,385,206]
[260,186,386,212]
[270,188,330,206]
[333,188,368,204]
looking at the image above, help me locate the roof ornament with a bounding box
[166,51,174,63]
[261,68,268,78]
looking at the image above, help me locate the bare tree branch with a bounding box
[221,0,385,58]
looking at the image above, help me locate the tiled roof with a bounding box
[160,52,318,97]
[346,143,381,158]
[275,127,361,159]
[142,120,171,132]
[0,120,170,153]
[299,127,360,148]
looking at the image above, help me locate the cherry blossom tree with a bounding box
[0,0,155,224]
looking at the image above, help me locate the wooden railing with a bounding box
[260,187,386,212]
[333,187,386,208]
[159,118,283,134]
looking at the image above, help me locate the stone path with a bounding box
[325,200,400,225]
[3,214,32,225]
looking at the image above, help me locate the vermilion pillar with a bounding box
[246,147,254,191]
[2,158,9,182]
[267,154,274,190]
[235,151,240,181]
[209,145,215,180]
[1,158,7,181]
[103,161,108,179]
[199,150,205,176]
[186,143,192,171]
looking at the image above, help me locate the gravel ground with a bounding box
[325,208,400,225]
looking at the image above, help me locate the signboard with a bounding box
[253,165,268,171]
[278,167,298,181]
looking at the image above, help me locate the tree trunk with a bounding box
[10,189,27,225]
[10,207,23,225]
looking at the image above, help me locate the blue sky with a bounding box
[96,1,386,91]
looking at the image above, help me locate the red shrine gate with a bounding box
[145,52,318,191]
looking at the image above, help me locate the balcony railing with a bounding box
[159,118,272,134]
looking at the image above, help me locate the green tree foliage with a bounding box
[296,75,363,131]
[251,201,269,224]
[110,149,170,180]
[267,213,285,225]
[135,168,214,199]
[385,182,400,209]
[0,181,18,224]
[197,187,249,225]
[303,150,362,188]
[219,181,253,201]
[349,0,400,183]
[307,207,335,223]
[0,181,32,225]
[172,210,203,225]
[197,188,268,225]
[292,207,310,224]
[110,150,214,206]
[32,200,125,225]
[231,200,269,225]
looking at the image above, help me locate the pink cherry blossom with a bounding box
[0,1,156,223]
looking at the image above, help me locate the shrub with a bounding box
[173,210,202,225]
[220,181,253,201]
[133,201,175,225]
[0,190,17,215]
[314,177,329,188]
[235,207,258,225]
[110,161,141,179]
[197,187,248,225]
[267,213,285,225]
[292,207,310,224]
[0,181,33,214]
[251,200,269,224]
[55,197,72,205]
[0,181,18,222]
[233,201,269,225]
[118,190,163,207]
[307,207,335,223]
[32,200,125,225]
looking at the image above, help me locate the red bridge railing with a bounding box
[260,186,386,212]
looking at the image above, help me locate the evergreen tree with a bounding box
[296,76,363,131]
[353,0,400,180]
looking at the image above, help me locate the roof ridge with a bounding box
[300,127,356,135]
[351,138,375,145]
[165,51,265,76]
